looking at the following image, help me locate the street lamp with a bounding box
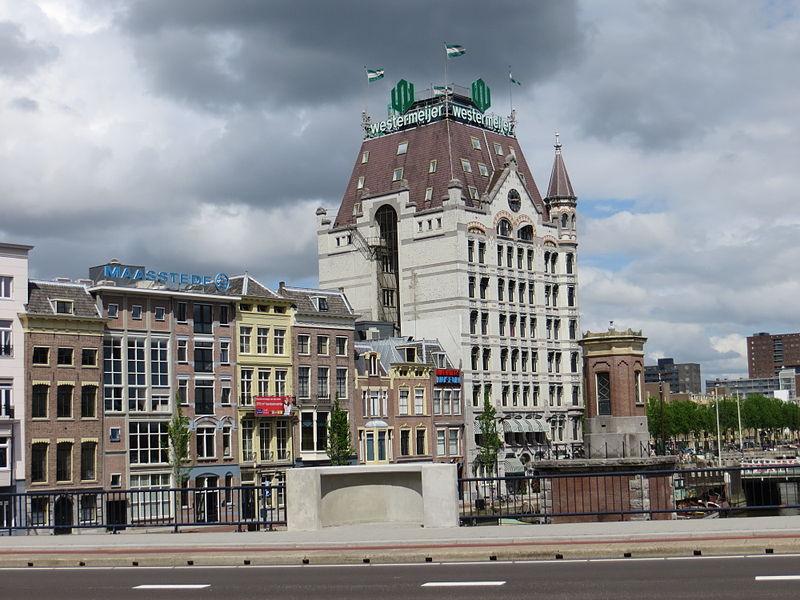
[714,386,722,465]
[735,390,743,452]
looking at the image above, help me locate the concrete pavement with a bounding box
[3,556,800,599]
[2,516,800,566]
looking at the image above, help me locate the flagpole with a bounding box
[508,65,513,113]
[443,43,454,180]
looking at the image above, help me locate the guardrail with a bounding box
[0,484,285,535]
[458,465,800,525]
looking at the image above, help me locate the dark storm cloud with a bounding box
[119,0,583,110]
[0,21,58,79]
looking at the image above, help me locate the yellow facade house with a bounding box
[227,275,294,509]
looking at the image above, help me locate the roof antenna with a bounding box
[554,131,561,153]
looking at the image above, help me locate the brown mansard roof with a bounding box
[26,281,102,318]
[334,117,545,228]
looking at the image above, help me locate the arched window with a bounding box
[496,218,512,238]
[550,253,558,274]
[566,254,574,275]
[571,214,576,229]
[471,346,479,371]
[517,224,533,242]
[561,213,568,228]
[543,251,551,273]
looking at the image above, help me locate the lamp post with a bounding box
[658,374,665,456]
[714,388,723,465]
[735,390,743,452]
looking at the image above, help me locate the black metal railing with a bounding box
[459,465,800,525]
[0,484,285,535]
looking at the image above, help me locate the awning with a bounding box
[525,418,550,434]
[501,457,525,474]
[502,419,522,433]
[364,420,389,428]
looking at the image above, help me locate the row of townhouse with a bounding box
[0,247,465,528]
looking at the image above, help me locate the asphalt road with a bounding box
[2,555,800,599]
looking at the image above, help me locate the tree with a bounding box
[168,399,191,488]
[326,398,355,465]
[475,396,502,475]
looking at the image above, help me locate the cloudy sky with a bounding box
[1,0,798,383]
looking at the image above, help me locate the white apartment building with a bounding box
[317,83,582,472]
[0,242,33,499]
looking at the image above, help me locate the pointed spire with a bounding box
[546,131,575,199]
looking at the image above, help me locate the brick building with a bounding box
[353,336,464,467]
[747,331,800,378]
[277,284,356,466]
[21,280,105,529]
[89,261,240,523]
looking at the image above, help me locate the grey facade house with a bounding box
[645,358,701,394]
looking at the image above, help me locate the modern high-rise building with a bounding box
[317,80,582,471]
[644,358,701,394]
[747,332,800,378]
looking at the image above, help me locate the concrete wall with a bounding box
[286,463,458,530]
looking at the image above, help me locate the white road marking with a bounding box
[422,581,506,587]
[755,575,800,581]
[133,584,210,589]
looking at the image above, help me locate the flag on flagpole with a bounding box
[509,71,522,86]
[365,67,385,83]
[445,44,466,58]
[432,85,453,96]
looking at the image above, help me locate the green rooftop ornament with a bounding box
[390,79,415,115]
[471,78,491,113]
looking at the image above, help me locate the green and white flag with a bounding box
[366,67,384,83]
[432,85,452,96]
[445,44,466,58]
[509,71,522,86]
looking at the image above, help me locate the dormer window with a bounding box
[468,186,479,200]
[357,176,365,190]
[470,136,481,150]
[369,354,379,376]
[429,159,437,173]
[392,167,404,182]
[397,141,408,155]
[361,150,369,164]
[54,300,74,315]
[460,159,472,173]
[405,347,416,363]
[353,202,362,216]
[316,297,329,312]
[433,352,446,368]
[494,142,503,156]
[424,187,433,201]
[478,163,489,177]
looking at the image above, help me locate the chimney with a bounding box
[278,281,286,293]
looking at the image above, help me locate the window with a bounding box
[257,327,269,354]
[130,473,171,521]
[401,430,411,456]
[397,141,408,155]
[239,325,252,353]
[194,341,213,373]
[469,310,478,335]
[55,299,73,315]
[424,187,433,201]
[220,340,230,364]
[494,142,503,155]
[368,354,379,376]
[219,305,229,325]
[436,430,446,456]
[566,254,574,274]
[498,278,505,302]
[468,185,479,200]
[56,442,72,482]
[57,385,73,418]
[478,163,489,177]
[150,338,169,385]
[482,348,490,371]
[57,347,73,366]
[508,279,516,303]
[335,336,348,356]
[468,240,475,262]
[480,277,488,300]
[222,426,232,458]
[478,241,486,263]
[80,442,96,481]
[382,289,395,307]
[635,370,643,405]
[568,286,576,307]
[129,421,168,464]
[362,150,369,163]
[569,319,577,340]
[415,429,426,455]
[468,276,476,299]
[428,159,437,173]
[103,338,122,412]
[0,276,11,299]
[298,366,310,398]
[392,167,404,181]
[357,176,365,190]
[241,418,255,461]
[336,368,348,400]
[31,443,47,483]
[527,248,534,270]
[176,302,187,322]
[80,386,96,418]
[497,219,512,238]
[317,367,330,399]
[298,334,310,355]
[195,379,214,415]
[32,384,48,418]
[33,346,49,365]
[275,370,287,396]
[596,372,611,415]
[80,348,98,367]
[470,136,481,150]
[481,312,489,335]
[317,335,330,355]
[301,411,329,453]
[414,388,424,415]
[193,303,213,334]
[0,435,7,469]
[154,306,166,321]
[176,339,188,363]
[448,429,459,455]
[460,158,472,173]
[197,427,216,459]
[363,389,386,417]
[273,329,285,355]
[131,305,143,320]
[399,388,409,415]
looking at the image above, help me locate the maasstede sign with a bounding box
[102,263,231,292]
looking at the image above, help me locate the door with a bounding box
[54,496,73,535]
[195,476,219,523]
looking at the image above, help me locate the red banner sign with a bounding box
[255,396,292,416]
